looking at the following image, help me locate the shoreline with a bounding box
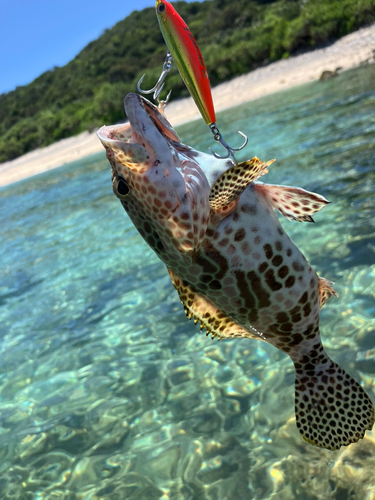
[1,24,374,189]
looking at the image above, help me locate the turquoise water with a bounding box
[0,64,374,499]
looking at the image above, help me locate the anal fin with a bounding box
[168,269,260,341]
[254,183,330,222]
[209,157,275,213]
[319,277,338,308]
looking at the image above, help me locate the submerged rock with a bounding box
[319,68,342,80]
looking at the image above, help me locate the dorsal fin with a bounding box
[167,269,265,341]
[254,183,330,222]
[209,157,275,213]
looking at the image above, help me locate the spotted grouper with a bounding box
[97,93,374,450]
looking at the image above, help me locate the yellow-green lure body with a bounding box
[155,0,216,125]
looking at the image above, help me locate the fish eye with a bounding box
[113,176,130,199]
[157,2,165,14]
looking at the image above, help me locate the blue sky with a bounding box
[0,0,199,96]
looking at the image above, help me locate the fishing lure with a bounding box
[137,0,248,163]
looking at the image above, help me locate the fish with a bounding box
[97,93,374,450]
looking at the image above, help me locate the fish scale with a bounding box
[98,93,374,450]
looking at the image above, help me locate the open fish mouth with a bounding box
[125,93,181,143]
[97,93,182,165]
[97,92,221,191]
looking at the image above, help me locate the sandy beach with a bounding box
[1,23,374,188]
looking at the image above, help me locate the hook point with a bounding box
[137,52,173,105]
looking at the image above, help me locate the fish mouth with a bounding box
[97,93,182,161]
[97,93,186,172]
[124,93,181,145]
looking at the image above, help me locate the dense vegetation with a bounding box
[1,0,374,162]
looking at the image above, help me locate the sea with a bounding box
[0,64,374,500]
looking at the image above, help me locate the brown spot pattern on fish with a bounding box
[97,93,374,451]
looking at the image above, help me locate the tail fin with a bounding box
[294,358,374,450]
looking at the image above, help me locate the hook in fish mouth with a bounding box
[98,93,239,192]
[96,93,187,177]
[97,93,191,167]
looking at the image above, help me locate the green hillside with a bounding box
[0,0,374,163]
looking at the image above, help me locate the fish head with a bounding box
[97,93,231,254]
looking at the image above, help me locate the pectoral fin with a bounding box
[209,157,275,213]
[254,183,330,222]
[168,269,261,341]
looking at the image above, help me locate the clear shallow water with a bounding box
[0,64,374,499]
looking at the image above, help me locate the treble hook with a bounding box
[208,123,248,165]
[137,51,173,105]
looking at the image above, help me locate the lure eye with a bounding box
[157,2,165,14]
[113,176,130,199]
